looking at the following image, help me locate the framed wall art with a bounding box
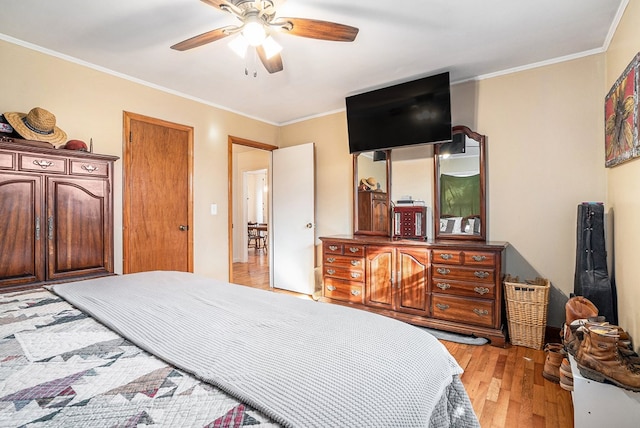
[605,52,639,168]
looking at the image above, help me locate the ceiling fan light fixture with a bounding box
[242,17,267,46]
[228,35,249,58]
[261,36,282,59]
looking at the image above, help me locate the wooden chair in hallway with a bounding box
[248,222,259,248]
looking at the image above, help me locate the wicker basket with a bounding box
[504,276,550,349]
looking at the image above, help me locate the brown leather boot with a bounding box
[565,296,598,325]
[542,343,565,383]
[576,325,640,392]
[559,357,573,391]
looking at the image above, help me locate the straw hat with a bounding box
[4,107,67,146]
[360,177,377,190]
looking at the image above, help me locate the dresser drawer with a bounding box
[19,154,66,174]
[324,242,344,255]
[324,254,364,270]
[432,278,495,299]
[432,264,494,283]
[0,151,15,169]
[431,294,495,327]
[432,249,463,264]
[323,265,364,282]
[70,159,110,177]
[323,278,364,303]
[463,251,496,267]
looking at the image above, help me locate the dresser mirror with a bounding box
[434,125,486,241]
[353,150,391,235]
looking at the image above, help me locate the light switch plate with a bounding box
[210,204,217,215]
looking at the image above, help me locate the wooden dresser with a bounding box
[0,139,119,292]
[320,235,508,346]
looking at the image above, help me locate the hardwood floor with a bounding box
[233,252,574,427]
[232,249,270,290]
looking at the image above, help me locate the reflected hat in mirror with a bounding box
[3,107,68,146]
[360,177,377,190]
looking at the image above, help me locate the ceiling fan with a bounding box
[171,0,359,74]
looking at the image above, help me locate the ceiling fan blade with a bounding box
[171,26,235,51]
[200,0,243,16]
[275,18,359,42]
[256,45,284,74]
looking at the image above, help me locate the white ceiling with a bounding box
[0,0,626,125]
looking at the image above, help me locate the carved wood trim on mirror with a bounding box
[353,150,391,236]
[434,126,487,241]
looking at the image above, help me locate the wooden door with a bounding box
[395,247,430,316]
[47,176,110,281]
[365,246,394,309]
[123,112,193,273]
[0,172,44,287]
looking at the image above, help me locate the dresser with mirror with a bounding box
[320,126,508,346]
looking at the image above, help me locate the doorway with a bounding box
[122,112,194,273]
[228,136,277,287]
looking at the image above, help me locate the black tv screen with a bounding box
[346,72,452,153]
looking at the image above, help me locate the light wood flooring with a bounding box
[232,251,574,427]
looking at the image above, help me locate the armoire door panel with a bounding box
[0,173,44,286]
[47,177,109,280]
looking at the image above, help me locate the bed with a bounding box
[1,271,479,427]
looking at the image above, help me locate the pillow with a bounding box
[451,216,463,234]
[440,218,455,233]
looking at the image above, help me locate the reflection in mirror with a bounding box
[390,145,434,239]
[354,150,390,235]
[434,126,486,241]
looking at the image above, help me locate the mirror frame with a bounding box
[433,125,487,241]
[353,150,391,236]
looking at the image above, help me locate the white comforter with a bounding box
[51,271,476,428]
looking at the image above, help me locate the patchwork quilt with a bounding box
[0,289,278,427]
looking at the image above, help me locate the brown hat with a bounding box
[360,177,377,190]
[4,107,67,146]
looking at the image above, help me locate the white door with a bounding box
[272,143,315,294]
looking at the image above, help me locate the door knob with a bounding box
[179,225,189,231]
[306,223,313,228]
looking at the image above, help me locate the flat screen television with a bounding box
[346,72,452,154]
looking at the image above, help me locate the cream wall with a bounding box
[1,39,279,280]
[280,56,606,327]
[606,0,640,345]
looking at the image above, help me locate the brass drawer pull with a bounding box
[329,245,339,251]
[351,289,361,296]
[436,267,450,275]
[350,260,360,266]
[436,303,450,311]
[348,247,360,253]
[327,257,336,263]
[473,309,489,317]
[472,255,487,262]
[33,159,54,169]
[327,285,336,291]
[326,269,336,275]
[81,164,99,173]
[35,217,41,241]
[47,216,54,241]
[350,272,361,279]
[436,283,451,290]
[474,271,490,279]
[440,253,453,260]
[474,287,490,295]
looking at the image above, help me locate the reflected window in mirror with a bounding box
[434,126,486,241]
[353,150,390,235]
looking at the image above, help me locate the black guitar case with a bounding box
[573,203,617,324]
